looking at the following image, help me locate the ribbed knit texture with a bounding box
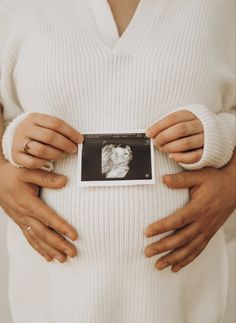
[0,1,235,323]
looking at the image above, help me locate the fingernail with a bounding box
[172,266,181,272]
[65,248,77,258]
[80,135,84,143]
[55,255,64,262]
[145,130,151,137]
[72,145,77,153]
[64,249,72,257]
[168,154,174,159]
[45,256,52,262]
[156,262,169,270]
[145,230,156,237]
[146,248,157,257]
[66,232,77,241]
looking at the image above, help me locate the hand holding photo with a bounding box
[77,130,155,187]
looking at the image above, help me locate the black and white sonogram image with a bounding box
[77,131,155,187]
[101,143,133,178]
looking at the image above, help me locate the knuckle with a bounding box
[168,113,178,124]
[39,228,47,241]
[40,213,50,227]
[158,241,168,252]
[183,138,192,149]
[178,214,188,227]
[42,129,54,142]
[58,218,68,232]
[155,134,165,146]
[25,112,38,123]
[166,254,177,264]
[51,118,63,130]
[25,158,38,169]
[15,197,28,213]
[180,233,191,246]
[31,234,39,244]
[188,244,199,255]
[199,232,209,243]
[36,145,46,156]
[179,123,188,136]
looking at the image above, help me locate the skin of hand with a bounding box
[0,106,77,262]
[144,152,236,272]
[0,158,79,263]
[12,112,84,169]
[145,110,204,164]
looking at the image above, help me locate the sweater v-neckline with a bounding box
[89,0,159,54]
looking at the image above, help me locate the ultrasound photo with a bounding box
[77,131,155,187]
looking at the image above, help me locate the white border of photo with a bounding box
[77,129,156,187]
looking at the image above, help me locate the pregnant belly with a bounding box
[40,152,189,264]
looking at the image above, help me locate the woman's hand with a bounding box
[12,112,84,169]
[144,153,236,272]
[145,110,204,164]
[0,158,78,263]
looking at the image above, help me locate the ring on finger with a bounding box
[23,139,34,154]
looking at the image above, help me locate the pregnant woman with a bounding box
[0,1,235,323]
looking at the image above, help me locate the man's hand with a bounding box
[0,158,78,263]
[144,160,236,272]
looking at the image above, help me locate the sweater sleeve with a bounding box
[173,104,236,170]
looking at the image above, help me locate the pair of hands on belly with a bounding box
[0,111,235,270]
[11,110,203,169]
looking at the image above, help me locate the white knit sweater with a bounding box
[0,1,235,323]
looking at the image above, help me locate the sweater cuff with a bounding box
[1,112,54,171]
[174,104,235,170]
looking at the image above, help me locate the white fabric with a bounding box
[0,1,235,323]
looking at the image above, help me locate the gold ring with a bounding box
[23,139,33,154]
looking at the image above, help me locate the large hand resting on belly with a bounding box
[0,106,235,268]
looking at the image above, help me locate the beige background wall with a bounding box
[0,210,235,323]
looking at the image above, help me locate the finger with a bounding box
[163,172,202,189]
[145,201,197,237]
[145,110,196,138]
[145,222,199,257]
[15,152,51,169]
[27,217,77,257]
[26,126,78,154]
[22,169,67,189]
[171,240,208,272]
[161,134,204,153]
[20,140,66,161]
[29,112,83,144]
[155,234,207,270]
[154,120,203,147]
[36,239,67,263]
[28,196,78,241]
[22,227,53,262]
[168,149,203,164]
